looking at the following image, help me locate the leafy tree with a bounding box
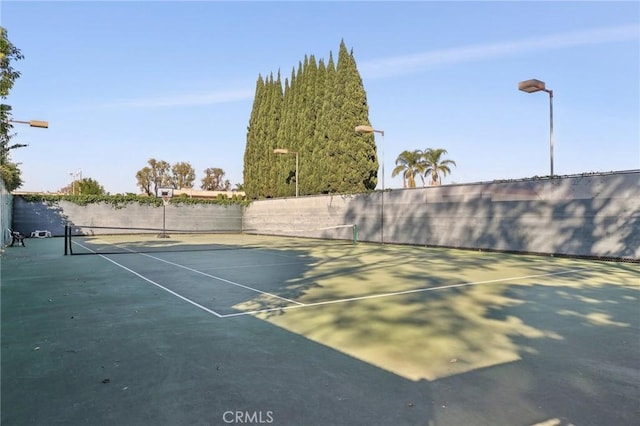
[0,161,21,191]
[422,148,457,186]
[59,177,106,195]
[148,158,170,194]
[0,27,23,98]
[135,159,171,195]
[201,167,230,191]
[170,161,196,189]
[78,178,106,195]
[392,150,425,188]
[136,166,153,195]
[0,27,25,191]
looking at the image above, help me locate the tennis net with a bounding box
[64,224,358,255]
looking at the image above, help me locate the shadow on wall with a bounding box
[344,171,640,261]
[12,197,68,237]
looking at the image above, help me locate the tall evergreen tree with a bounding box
[263,72,284,198]
[336,41,377,192]
[243,75,266,198]
[243,41,376,198]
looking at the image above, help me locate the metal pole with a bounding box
[295,152,299,197]
[548,90,554,177]
[380,131,385,192]
[380,131,385,244]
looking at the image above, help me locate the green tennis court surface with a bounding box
[2,238,638,425]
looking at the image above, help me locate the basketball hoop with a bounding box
[158,188,173,238]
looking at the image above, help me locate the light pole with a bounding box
[2,119,48,157]
[355,125,385,191]
[9,119,49,128]
[69,170,82,195]
[355,125,385,243]
[273,148,299,197]
[518,79,554,177]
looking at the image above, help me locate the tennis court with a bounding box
[2,235,638,425]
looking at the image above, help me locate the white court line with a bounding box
[75,239,303,306]
[138,252,305,306]
[97,253,225,318]
[73,240,588,320]
[220,267,588,318]
[73,240,231,318]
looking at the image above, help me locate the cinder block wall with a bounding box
[11,171,640,260]
[244,171,639,260]
[12,200,243,236]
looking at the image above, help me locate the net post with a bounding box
[352,224,358,245]
[68,225,74,255]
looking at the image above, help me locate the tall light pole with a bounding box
[69,170,82,195]
[2,119,48,157]
[273,148,299,197]
[355,125,385,190]
[9,119,49,128]
[518,79,554,177]
[355,125,385,243]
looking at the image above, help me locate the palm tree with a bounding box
[422,148,456,186]
[391,150,425,188]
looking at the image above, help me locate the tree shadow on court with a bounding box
[250,257,638,425]
[470,280,640,426]
[0,244,441,426]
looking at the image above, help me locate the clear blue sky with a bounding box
[2,1,639,194]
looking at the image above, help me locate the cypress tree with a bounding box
[243,41,377,198]
[340,42,378,191]
[319,51,342,193]
[243,75,266,198]
[262,72,284,198]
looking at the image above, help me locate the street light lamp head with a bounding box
[355,124,384,136]
[355,125,374,134]
[518,78,554,177]
[28,120,48,128]
[518,79,547,93]
[8,119,49,128]
[273,148,289,154]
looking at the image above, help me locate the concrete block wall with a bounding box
[11,171,639,260]
[12,199,243,236]
[244,171,640,261]
[241,194,361,241]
